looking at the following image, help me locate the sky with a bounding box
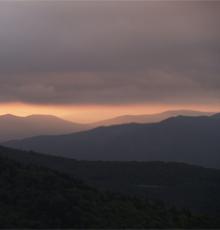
[0,1,220,123]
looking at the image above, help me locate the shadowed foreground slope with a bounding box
[1,154,219,228]
[0,146,220,219]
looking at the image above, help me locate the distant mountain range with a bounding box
[0,110,214,141]
[0,114,89,141]
[4,113,220,168]
[93,110,214,126]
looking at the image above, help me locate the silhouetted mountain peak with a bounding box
[161,114,211,123]
[211,113,220,119]
[26,114,70,119]
[0,114,90,142]
[25,114,68,122]
[0,114,20,119]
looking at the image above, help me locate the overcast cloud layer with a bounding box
[0,1,219,105]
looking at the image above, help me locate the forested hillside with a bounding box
[0,146,220,217]
[1,155,219,228]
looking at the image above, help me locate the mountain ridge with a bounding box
[0,114,89,141]
[0,109,214,142]
[4,113,220,168]
[92,110,214,126]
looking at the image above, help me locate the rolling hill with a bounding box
[0,114,89,141]
[1,146,218,228]
[4,114,220,169]
[0,145,220,217]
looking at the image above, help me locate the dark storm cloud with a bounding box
[0,1,219,105]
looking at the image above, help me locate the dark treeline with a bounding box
[0,155,219,228]
[1,146,220,216]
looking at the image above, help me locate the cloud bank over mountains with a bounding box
[0,1,219,105]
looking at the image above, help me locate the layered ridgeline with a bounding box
[5,114,220,168]
[0,146,219,228]
[1,145,220,216]
[93,110,213,126]
[0,114,89,141]
[0,110,212,142]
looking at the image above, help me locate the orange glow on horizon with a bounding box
[0,102,219,124]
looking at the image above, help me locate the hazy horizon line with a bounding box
[0,108,217,125]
